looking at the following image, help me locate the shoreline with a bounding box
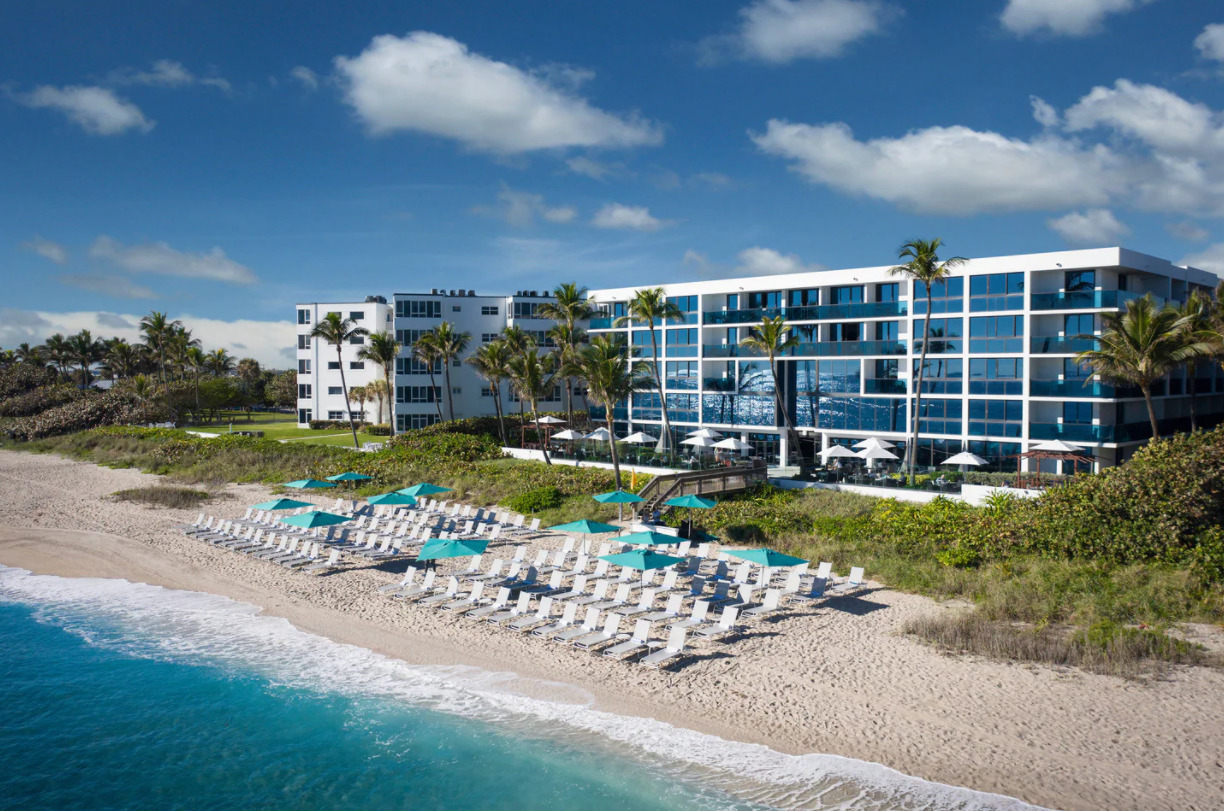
[2,450,1223,810]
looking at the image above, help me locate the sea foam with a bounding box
[0,566,1046,811]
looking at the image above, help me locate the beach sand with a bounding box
[1,449,1221,811]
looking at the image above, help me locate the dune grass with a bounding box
[111,486,212,509]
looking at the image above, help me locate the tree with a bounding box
[1075,295,1210,440]
[268,370,297,409]
[411,331,444,423]
[101,338,141,379]
[67,330,104,388]
[431,322,472,422]
[236,358,261,390]
[185,346,208,418]
[42,333,70,379]
[739,316,801,466]
[1174,290,1218,430]
[578,335,651,489]
[365,379,390,427]
[507,348,559,464]
[206,348,235,377]
[538,283,595,425]
[615,288,683,452]
[469,340,513,446]
[350,384,369,424]
[309,312,369,449]
[500,324,536,427]
[168,326,201,381]
[140,312,184,420]
[888,239,965,483]
[15,343,43,366]
[358,331,401,434]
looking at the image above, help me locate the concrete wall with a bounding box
[501,447,680,476]
[769,477,1043,506]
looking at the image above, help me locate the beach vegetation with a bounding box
[111,485,212,509]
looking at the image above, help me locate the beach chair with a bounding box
[486,592,533,625]
[694,606,741,640]
[791,577,827,603]
[572,613,622,650]
[378,568,419,594]
[669,599,710,630]
[508,597,556,632]
[603,619,654,659]
[501,566,539,594]
[267,538,304,564]
[440,582,486,613]
[641,627,688,670]
[395,570,438,600]
[699,581,733,608]
[829,567,865,595]
[814,561,833,581]
[303,549,341,574]
[780,570,804,594]
[592,583,632,612]
[571,579,609,606]
[418,577,463,606]
[743,589,784,619]
[468,559,505,583]
[522,570,567,598]
[465,587,511,619]
[252,536,289,560]
[282,542,320,569]
[614,588,658,619]
[643,594,685,624]
[552,575,589,602]
[533,602,578,638]
[552,607,600,642]
[681,575,707,601]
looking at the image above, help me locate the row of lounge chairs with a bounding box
[179,518,343,572]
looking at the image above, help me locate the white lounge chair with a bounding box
[613,588,658,619]
[552,607,600,642]
[603,619,653,659]
[508,597,555,632]
[465,587,511,619]
[486,592,533,625]
[572,613,621,650]
[694,606,741,640]
[395,569,438,600]
[742,589,784,619]
[303,548,341,574]
[829,566,865,595]
[668,599,710,630]
[533,602,578,638]
[641,627,688,669]
[440,582,487,613]
[642,594,684,624]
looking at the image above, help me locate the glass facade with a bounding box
[968,315,1024,353]
[968,272,1024,311]
[968,358,1023,395]
[913,318,963,353]
[813,396,906,432]
[701,393,775,426]
[968,399,1023,437]
[665,361,699,390]
[913,398,961,435]
[966,440,1021,472]
[913,277,964,314]
[914,358,963,394]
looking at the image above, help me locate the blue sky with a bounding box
[3,0,1223,366]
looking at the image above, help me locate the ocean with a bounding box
[0,566,1041,811]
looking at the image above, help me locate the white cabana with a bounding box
[857,446,899,461]
[1030,439,1084,453]
[942,451,988,467]
[622,431,658,445]
[681,435,717,448]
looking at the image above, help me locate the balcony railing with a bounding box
[1029,380,1141,398]
[702,377,735,392]
[1029,290,1152,310]
[864,378,907,394]
[702,301,906,325]
[1029,422,1114,442]
[701,340,907,358]
[1030,335,1099,354]
[589,317,613,330]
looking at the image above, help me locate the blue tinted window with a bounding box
[830,285,864,305]
[914,277,964,314]
[968,358,1023,394]
[968,399,1023,437]
[876,283,899,303]
[914,318,962,353]
[913,358,963,394]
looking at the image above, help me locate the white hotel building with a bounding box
[295,289,565,431]
[586,247,1224,472]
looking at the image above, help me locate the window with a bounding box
[665,361,699,390]
[969,273,1024,312]
[526,330,556,348]
[452,305,462,312]
[829,322,861,342]
[1064,401,1093,424]
[349,361,364,370]
[746,290,781,309]
[297,408,312,424]
[327,361,340,370]
[396,358,442,375]
[1065,270,1096,292]
[969,358,1024,395]
[876,283,899,303]
[666,295,698,312]
[966,440,1020,472]
[738,360,775,393]
[396,299,442,319]
[396,386,439,403]
[481,387,495,398]
[327,411,347,420]
[875,321,898,341]
[481,305,499,316]
[298,384,312,399]
[1065,313,1095,338]
[297,359,311,375]
[1063,358,1093,381]
[350,311,364,321]
[451,387,462,395]
[787,289,818,307]
[349,336,364,345]
[297,335,310,350]
[819,360,861,394]
[513,301,545,319]
[396,328,428,345]
[913,318,963,353]
[968,400,1023,437]
[830,285,864,305]
[968,316,1024,353]
[398,413,440,431]
[813,397,906,432]
[297,309,310,325]
[913,277,964,314]
[328,386,343,395]
[913,358,963,394]
[666,328,698,346]
[913,398,962,435]
[481,333,498,343]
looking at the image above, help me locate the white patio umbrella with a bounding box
[853,436,896,450]
[551,429,585,441]
[712,437,752,452]
[686,428,723,439]
[858,445,899,470]
[942,451,988,474]
[585,427,620,442]
[622,431,658,445]
[1030,439,1084,453]
[533,415,566,425]
[820,445,860,459]
[681,435,717,449]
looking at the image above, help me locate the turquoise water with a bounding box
[0,567,1041,811]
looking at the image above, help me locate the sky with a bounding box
[2,0,1223,368]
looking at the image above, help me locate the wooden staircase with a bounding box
[636,460,768,517]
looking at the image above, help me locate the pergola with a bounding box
[1015,447,1094,488]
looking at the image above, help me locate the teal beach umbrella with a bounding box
[282,479,338,489]
[251,497,315,511]
[724,548,809,568]
[664,494,717,510]
[279,511,351,529]
[599,549,684,570]
[548,519,621,535]
[397,483,453,497]
[417,538,490,560]
[593,489,645,521]
[367,492,418,506]
[326,472,373,482]
[617,530,686,546]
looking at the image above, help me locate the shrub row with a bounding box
[0,363,58,399]
[0,384,85,417]
[308,419,367,430]
[4,390,166,441]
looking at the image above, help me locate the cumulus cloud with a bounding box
[290,66,319,90]
[0,309,296,369]
[334,32,662,153]
[1182,243,1224,276]
[16,85,153,135]
[472,184,577,226]
[701,0,899,64]
[1167,221,1209,242]
[104,59,230,92]
[1001,0,1156,37]
[21,236,69,265]
[1196,24,1224,63]
[1030,96,1060,128]
[591,203,670,231]
[734,246,826,275]
[90,236,258,284]
[1062,79,1222,156]
[1047,209,1130,245]
[58,273,157,299]
[566,156,622,180]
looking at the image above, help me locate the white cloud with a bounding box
[1030,96,1060,128]
[90,236,258,284]
[566,156,621,180]
[1001,0,1156,37]
[21,236,69,265]
[751,119,1123,214]
[107,60,231,92]
[591,203,670,231]
[1182,243,1224,276]
[17,85,153,135]
[1062,79,1223,157]
[0,309,296,369]
[682,249,713,275]
[58,273,157,299]
[1167,221,1209,242]
[290,66,319,91]
[334,32,662,154]
[472,184,577,227]
[734,246,826,275]
[1047,209,1130,245]
[702,0,899,64]
[1196,24,1224,63]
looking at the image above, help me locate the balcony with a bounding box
[589,317,614,330]
[1030,380,1141,398]
[702,377,735,392]
[1029,422,1115,442]
[1030,335,1099,354]
[703,307,785,325]
[701,301,906,325]
[701,340,907,358]
[864,378,907,395]
[1030,290,1151,311]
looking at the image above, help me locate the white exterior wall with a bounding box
[294,300,393,426]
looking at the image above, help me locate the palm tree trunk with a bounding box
[493,381,508,446]
[607,412,622,490]
[1142,384,1159,440]
[770,353,800,466]
[534,405,552,465]
[443,361,455,421]
[427,366,443,421]
[385,368,396,436]
[909,293,934,485]
[193,370,201,418]
[337,347,360,450]
[649,326,672,453]
[565,378,574,426]
[160,347,174,422]
[1187,364,1198,431]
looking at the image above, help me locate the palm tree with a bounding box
[432,322,472,422]
[236,358,261,392]
[15,343,43,366]
[1174,290,1218,430]
[167,326,201,381]
[507,348,559,464]
[739,316,801,466]
[1075,295,1211,439]
[206,348,235,377]
[358,331,401,435]
[42,333,70,380]
[309,312,370,449]
[101,338,140,379]
[411,331,444,423]
[539,283,596,425]
[140,312,183,419]
[469,340,513,446]
[350,384,369,425]
[615,288,683,452]
[365,379,390,427]
[185,346,208,418]
[578,335,651,489]
[129,374,155,404]
[501,324,537,428]
[889,239,966,483]
[67,330,104,387]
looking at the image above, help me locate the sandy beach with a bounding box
[1,449,1222,811]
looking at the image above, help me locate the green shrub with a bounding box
[0,363,58,398]
[308,419,366,430]
[0,384,85,418]
[5,390,166,441]
[365,424,392,436]
[112,486,212,509]
[503,485,564,514]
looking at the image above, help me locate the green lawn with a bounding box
[183,411,382,447]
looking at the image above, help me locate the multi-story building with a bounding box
[294,289,569,431]
[587,247,1224,472]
